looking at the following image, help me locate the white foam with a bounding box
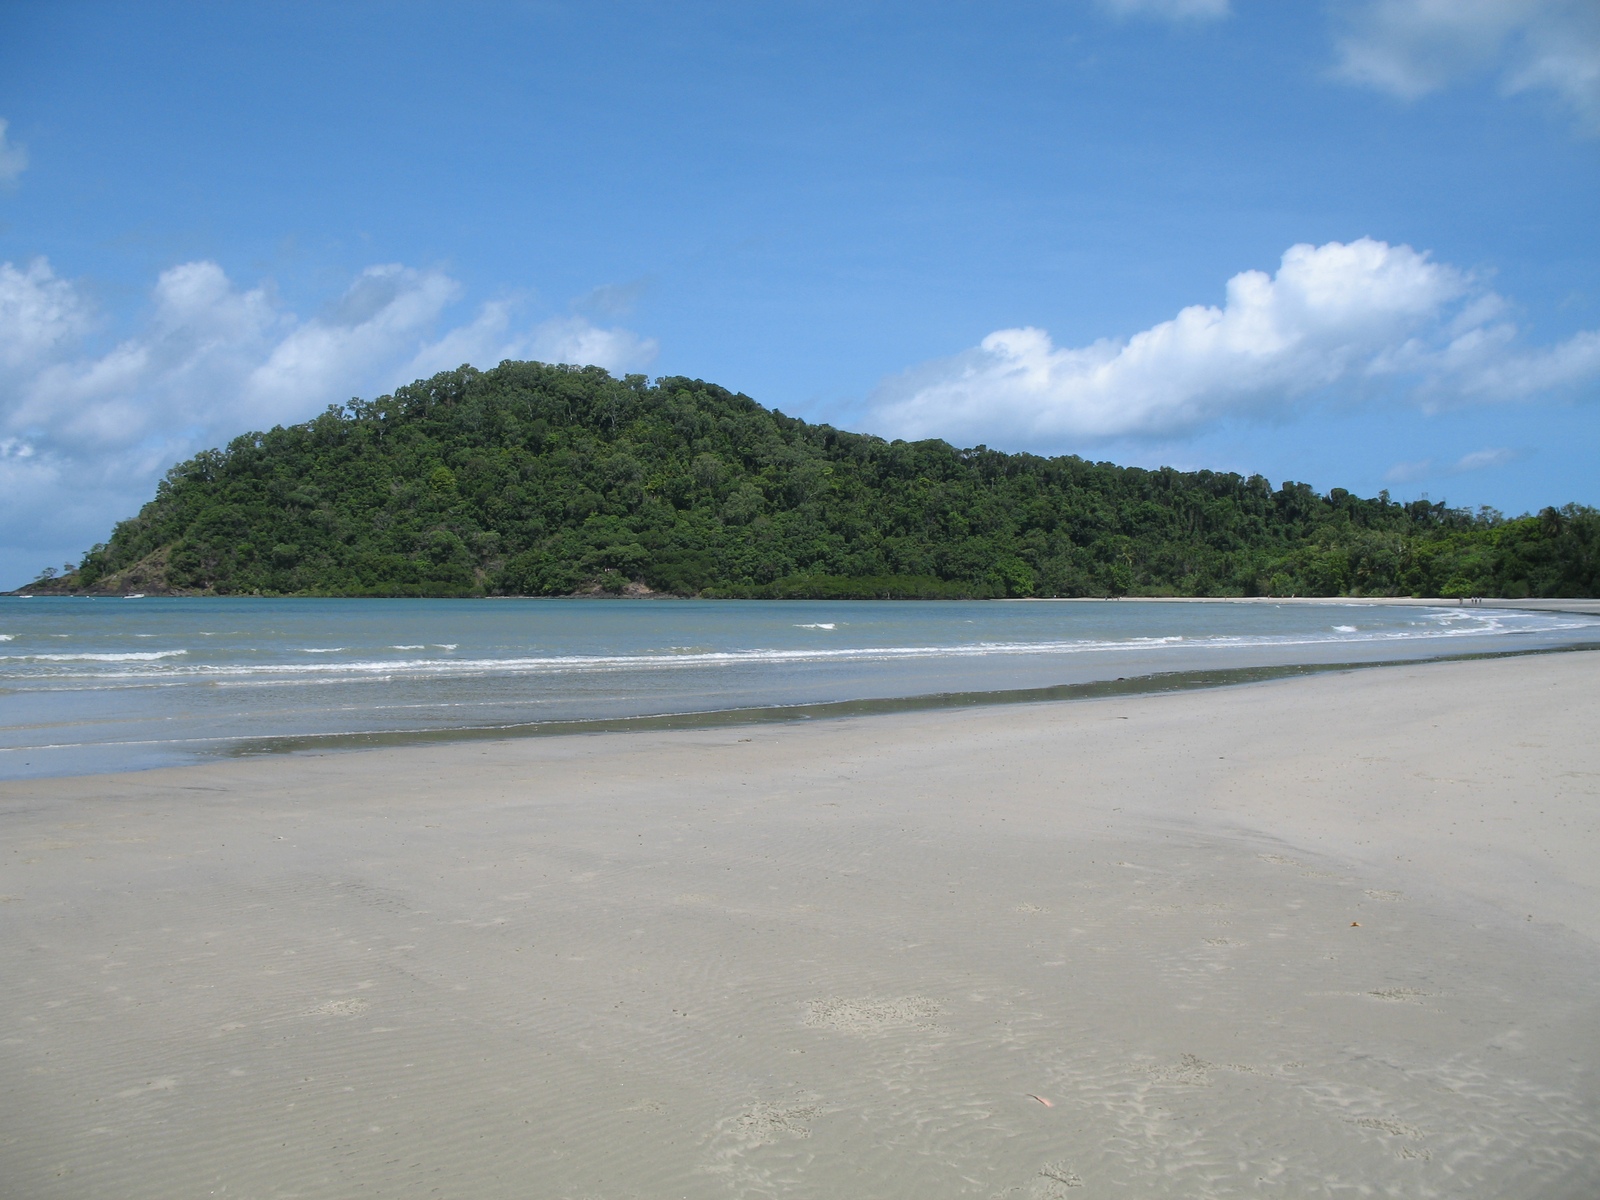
[795,623,836,630]
[3,650,189,663]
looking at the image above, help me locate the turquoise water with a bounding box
[1,596,1596,779]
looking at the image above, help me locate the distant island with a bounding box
[19,361,1599,599]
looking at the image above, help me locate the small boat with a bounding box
[124,592,146,599]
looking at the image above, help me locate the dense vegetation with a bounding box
[31,360,1600,599]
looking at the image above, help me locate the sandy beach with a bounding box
[2,650,1597,1198]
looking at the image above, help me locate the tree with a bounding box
[32,360,1597,600]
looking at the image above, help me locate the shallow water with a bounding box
[0,596,1595,778]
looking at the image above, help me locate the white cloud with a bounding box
[0,258,657,584]
[1439,327,1600,402]
[1097,0,1230,20]
[0,259,91,369]
[1385,445,1520,484]
[1333,0,1600,129]
[527,315,658,375]
[241,264,461,423]
[1452,446,1517,472]
[575,277,652,318]
[395,304,657,389]
[0,118,26,185]
[869,238,1600,448]
[1383,457,1432,484]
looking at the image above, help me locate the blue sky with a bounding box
[1,0,1597,586]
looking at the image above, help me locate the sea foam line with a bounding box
[0,650,189,663]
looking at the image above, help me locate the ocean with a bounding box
[1,596,1596,779]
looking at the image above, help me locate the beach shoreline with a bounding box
[2,652,1597,1197]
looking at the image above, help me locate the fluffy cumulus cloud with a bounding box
[0,258,656,582]
[0,259,90,368]
[0,118,26,185]
[869,238,1600,448]
[1096,0,1230,20]
[1333,0,1600,129]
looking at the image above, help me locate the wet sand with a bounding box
[2,651,1597,1198]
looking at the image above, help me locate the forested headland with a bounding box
[23,360,1600,599]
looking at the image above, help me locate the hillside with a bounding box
[25,360,1600,599]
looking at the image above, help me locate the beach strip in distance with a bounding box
[1,650,1597,1198]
